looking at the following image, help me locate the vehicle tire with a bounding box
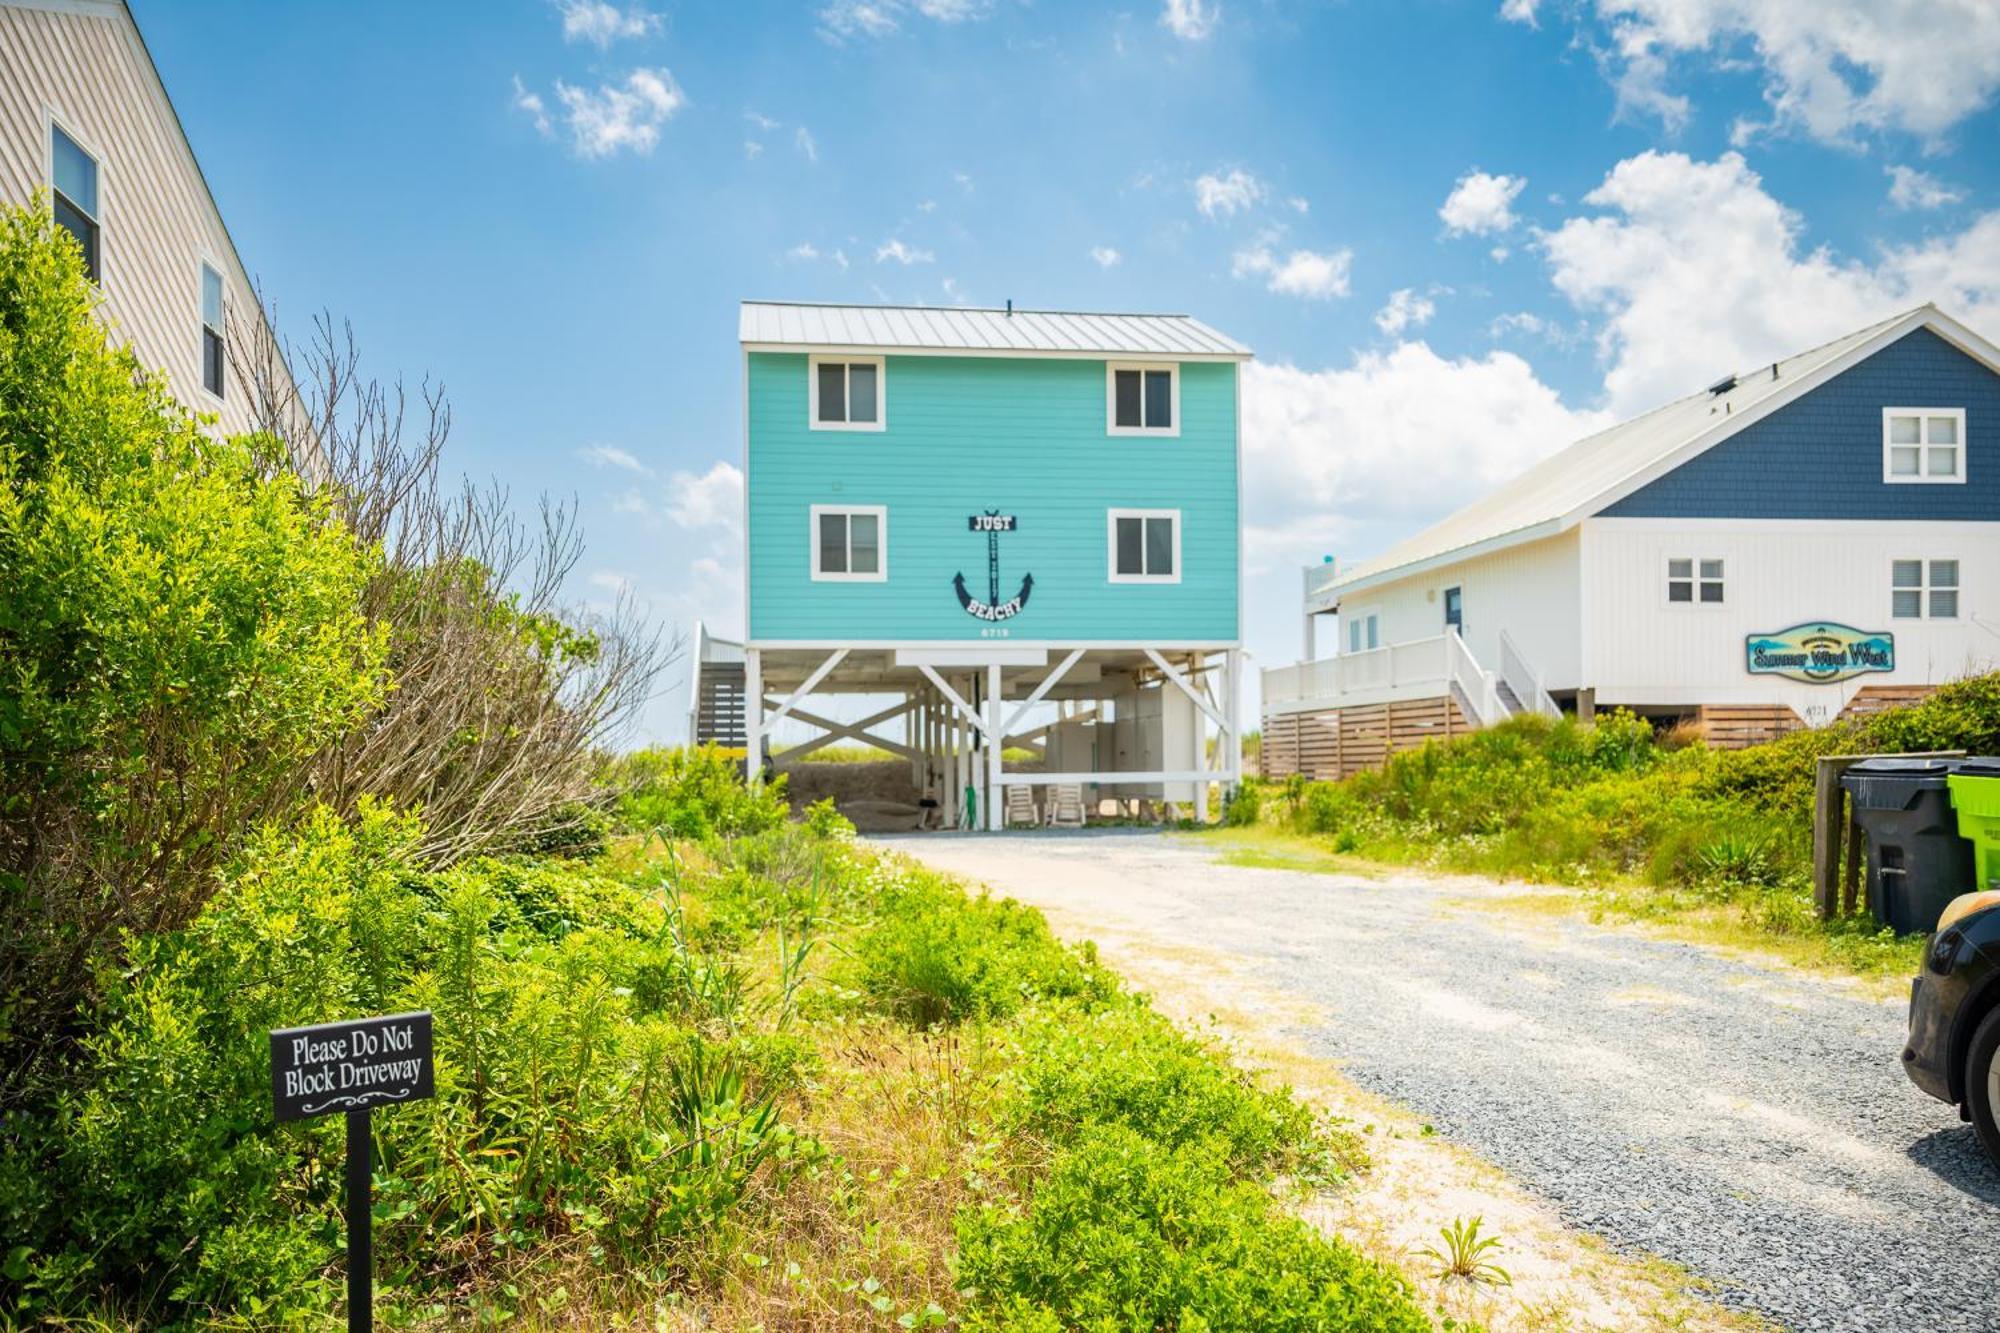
[1968,1006,2000,1169]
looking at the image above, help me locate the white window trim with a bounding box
[1891,556,1960,620]
[808,353,886,432]
[1107,507,1182,584]
[197,256,226,404]
[809,504,888,582]
[1664,554,1726,610]
[44,107,104,288]
[1882,407,1966,485]
[1105,362,1181,437]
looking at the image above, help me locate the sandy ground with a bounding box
[881,829,2000,1333]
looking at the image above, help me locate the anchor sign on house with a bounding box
[955,511,1034,622]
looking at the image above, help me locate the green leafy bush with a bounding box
[1007,1001,1325,1178]
[851,871,1117,1027]
[956,1125,1426,1333]
[2,807,822,1324]
[0,205,388,1077]
[604,744,790,839]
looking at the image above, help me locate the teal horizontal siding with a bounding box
[746,353,1239,642]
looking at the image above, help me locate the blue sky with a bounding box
[139,0,2000,741]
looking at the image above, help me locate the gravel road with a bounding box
[888,830,2000,1333]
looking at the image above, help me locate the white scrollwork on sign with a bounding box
[298,1088,415,1116]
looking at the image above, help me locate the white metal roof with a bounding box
[739,301,1251,360]
[1326,304,2000,600]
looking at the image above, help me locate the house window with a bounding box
[810,505,886,581]
[50,122,100,282]
[1893,559,1958,619]
[1667,557,1724,605]
[1107,363,1177,435]
[1108,508,1179,583]
[200,262,225,398]
[809,355,884,430]
[1347,613,1379,653]
[1884,409,1964,483]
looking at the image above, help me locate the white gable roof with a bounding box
[739,301,1251,360]
[1328,304,2000,599]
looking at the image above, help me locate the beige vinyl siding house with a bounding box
[0,0,295,438]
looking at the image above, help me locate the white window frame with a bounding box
[1105,362,1180,437]
[45,109,103,287]
[1882,408,1965,485]
[1665,555,1726,608]
[808,354,886,432]
[1891,557,1959,621]
[809,504,888,582]
[1106,507,1181,584]
[198,257,226,402]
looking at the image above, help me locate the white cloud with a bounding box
[818,0,995,39]
[1373,288,1437,335]
[1490,245,1512,262]
[785,242,821,261]
[1194,168,1265,219]
[744,139,764,159]
[1439,169,1526,235]
[876,238,935,265]
[942,276,967,303]
[916,0,994,18]
[663,462,744,533]
[510,76,551,136]
[1090,246,1123,268]
[1233,242,1353,300]
[1241,347,1613,561]
[818,0,901,38]
[954,171,975,192]
[1542,149,2000,414]
[1499,0,1538,25]
[795,127,819,162]
[1886,164,1964,212]
[1561,0,2000,144]
[578,444,652,475]
[1287,196,1310,214]
[1161,0,1219,40]
[551,68,685,158]
[746,110,781,132]
[557,0,658,46]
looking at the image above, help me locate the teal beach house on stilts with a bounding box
[710,301,1250,830]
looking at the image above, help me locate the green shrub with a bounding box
[2,806,820,1325]
[0,204,389,1081]
[956,1125,1426,1333]
[1008,1001,1326,1178]
[852,871,1116,1027]
[1221,781,1263,827]
[604,744,790,839]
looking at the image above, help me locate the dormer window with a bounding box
[1884,408,1963,483]
[1107,362,1177,436]
[810,354,884,430]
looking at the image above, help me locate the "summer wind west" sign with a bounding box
[1744,623,1894,684]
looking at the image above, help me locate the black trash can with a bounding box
[1841,758,1974,935]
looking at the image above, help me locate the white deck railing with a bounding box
[1264,630,1517,728]
[1498,629,1561,720]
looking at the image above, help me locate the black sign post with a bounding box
[271,1011,435,1333]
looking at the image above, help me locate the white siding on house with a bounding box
[1579,517,2000,721]
[1336,529,1583,690]
[0,0,287,437]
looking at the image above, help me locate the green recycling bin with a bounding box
[1948,760,2000,894]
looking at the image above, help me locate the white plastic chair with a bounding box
[1003,785,1038,828]
[1046,784,1086,829]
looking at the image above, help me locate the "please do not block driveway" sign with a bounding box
[270,1011,435,1122]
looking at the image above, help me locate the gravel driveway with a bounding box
[887,830,2000,1333]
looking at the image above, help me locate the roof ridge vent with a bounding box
[1707,373,1738,396]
